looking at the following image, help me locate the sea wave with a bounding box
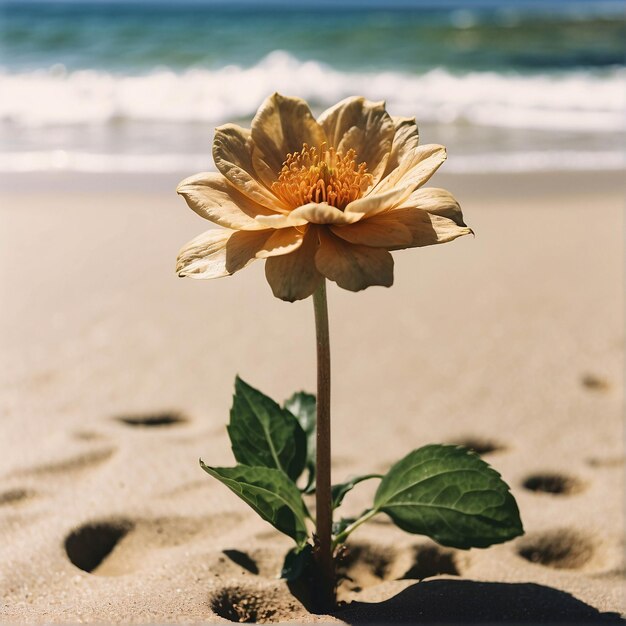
[1,51,624,132]
[2,149,622,174]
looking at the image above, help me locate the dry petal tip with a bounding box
[449,225,474,242]
[214,122,240,133]
[176,258,190,277]
[176,176,196,195]
[176,171,213,194]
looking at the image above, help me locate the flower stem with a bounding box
[312,279,334,612]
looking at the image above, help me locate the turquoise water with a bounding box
[1,0,624,173]
[3,1,625,73]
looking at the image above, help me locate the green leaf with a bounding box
[284,391,316,492]
[374,444,524,549]
[284,391,316,451]
[280,544,313,581]
[331,474,382,509]
[201,462,310,546]
[228,377,307,481]
[332,517,357,536]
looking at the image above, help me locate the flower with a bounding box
[176,94,472,302]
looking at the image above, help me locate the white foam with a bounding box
[1,51,624,132]
[446,150,625,173]
[0,150,211,173]
[1,149,622,174]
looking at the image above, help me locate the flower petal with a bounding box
[344,184,413,217]
[254,213,308,228]
[177,172,277,230]
[315,230,394,292]
[265,227,322,302]
[381,116,420,179]
[176,228,272,279]
[250,93,327,182]
[250,148,280,191]
[176,229,232,279]
[289,203,363,225]
[213,123,288,211]
[399,187,468,227]
[255,227,304,259]
[330,215,412,248]
[375,144,447,194]
[385,208,473,250]
[318,96,395,185]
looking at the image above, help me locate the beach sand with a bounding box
[0,171,624,623]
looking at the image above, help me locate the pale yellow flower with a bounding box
[176,94,472,302]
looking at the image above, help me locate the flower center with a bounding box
[271,143,372,211]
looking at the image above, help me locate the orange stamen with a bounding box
[271,142,372,211]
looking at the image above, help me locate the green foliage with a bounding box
[201,378,524,581]
[200,462,310,547]
[280,544,313,581]
[331,474,382,509]
[228,377,307,481]
[373,444,524,549]
[332,516,357,536]
[284,391,317,492]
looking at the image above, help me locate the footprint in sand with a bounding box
[211,587,266,623]
[339,542,396,590]
[207,542,465,621]
[218,546,296,579]
[0,488,35,506]
[522,472,585,496]
[210,583,301,623]
[64,514,246,576]
[399,545,461,581]
[338,541,462,593]
[517,529,596,570]
[446,436,507,456]
[114,412,187,428]
[581,374,610,392]
[222,549,260,575]
[18,447,115,477]
[65,519,134,574]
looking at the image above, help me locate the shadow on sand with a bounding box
[336,580,624,624]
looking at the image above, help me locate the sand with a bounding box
[0,170,624,623]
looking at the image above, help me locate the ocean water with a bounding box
[1,0,625,174]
